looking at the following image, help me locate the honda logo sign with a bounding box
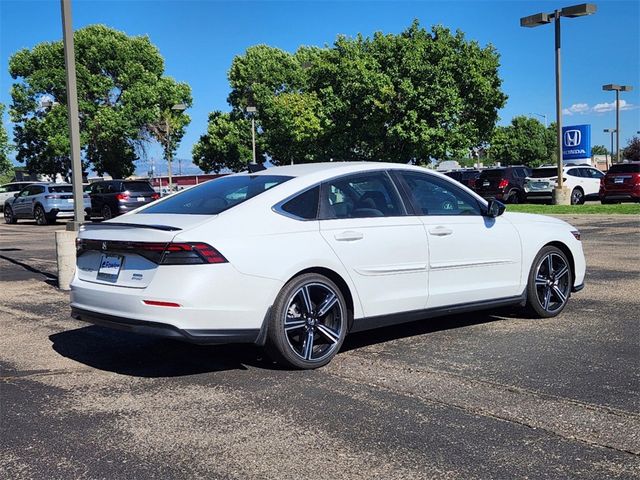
[562,124,591,161]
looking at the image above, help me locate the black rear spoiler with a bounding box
[81,222,182,232]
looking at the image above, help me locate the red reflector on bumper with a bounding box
[143,300,181,308]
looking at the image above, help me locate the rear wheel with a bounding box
[526,246,573,318]
[101,205,113,220]
[267,273,347,369]
[34,205,50,225]
[4,206,17,224]
[507,189,523,204]
[570,188,584,205]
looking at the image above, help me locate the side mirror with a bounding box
[13,193,19,198]
[486,199,505,218]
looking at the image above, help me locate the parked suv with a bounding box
[4,183,91,225]
[0,182,33,210]
[599,162,640,203]
[444,169,481,190]
[474,166,532,203]
[525,165,604,204]
[88,180,159,219]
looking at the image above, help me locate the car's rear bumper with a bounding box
[71,307,262,344]
[600,192,640,201]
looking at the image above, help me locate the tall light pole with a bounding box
[529,112,548,128]
[603,128,615,170]
[165,103,186,193]
[60,0,84,230]
[521,3,597,205]
[246,106,257,164]
[602,84,633,163]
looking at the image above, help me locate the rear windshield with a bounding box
[608,163,640,174]
[479,169,505,178]
[124,181,154,192]
[48,185,73,193]
[140,175,292,215]
[461,171,479,179]
[531,167,557,178]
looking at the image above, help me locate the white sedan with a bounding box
[71,163,586,369]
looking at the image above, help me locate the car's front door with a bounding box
[319,171,429,318]
[395,171,523,309]
[12,186,35,217]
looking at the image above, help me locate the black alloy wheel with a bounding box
[4,206,17,224]
[526,246,572,318]
[268,273,347,369]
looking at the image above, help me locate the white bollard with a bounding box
[55,230,78,291]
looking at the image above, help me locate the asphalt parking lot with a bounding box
[1,215,639,479]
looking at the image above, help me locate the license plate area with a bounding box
[97,254,124,281]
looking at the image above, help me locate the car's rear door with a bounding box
[582,167,604,196]
[395,171,522,308]
[319,171,429,318]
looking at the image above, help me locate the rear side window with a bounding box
[48,185,72,193]
[124,181,154,192]
[280,186,320,220]
[608,163,640,174]
[531,168,557,178]
[140,175,292,215]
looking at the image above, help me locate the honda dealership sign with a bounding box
[562,124,591,161]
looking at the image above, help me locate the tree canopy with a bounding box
[193,21,507,172]
[8,25,192,179]
[488,116,556,167]
[0,104,12,177]
[623,136,640,162]
[591,145,608,156]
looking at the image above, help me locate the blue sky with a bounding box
[1,0,639,173]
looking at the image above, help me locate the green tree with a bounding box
[622,136,640,161]
[591,144,608,156]
[0,103,12,178]
[489,116,552,167]
[9,25,192,179]
[193,21,507,172]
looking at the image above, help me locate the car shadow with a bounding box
[51,309,521,377]
[342,308,518,352]
[49,325,273,377]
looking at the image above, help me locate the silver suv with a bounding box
[3,183,91,225]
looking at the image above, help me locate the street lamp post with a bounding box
[165,103,186,193]
[520,3,597,205]
[529,112,548,128]
[602,84,633,163]
[246,106,257,164]
[604,128,615,170]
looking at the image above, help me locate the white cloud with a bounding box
[562,100,637,116]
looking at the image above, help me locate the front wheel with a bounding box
[267,273,348,369]
[526,246,573,318]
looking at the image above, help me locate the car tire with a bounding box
[507,189,522,204]
[570,188,584,205]
[34,205,50,225]
[102,205,113,220]
[525,245,573,318]
[266,273,348,369]
[4,206,17,224]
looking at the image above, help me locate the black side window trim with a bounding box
[272,184,321,221]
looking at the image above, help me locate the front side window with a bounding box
[140,175,292,215]
[320,172,404,219]
[399,172,482,216]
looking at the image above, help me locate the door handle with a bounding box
[334,231,364,242]
[428,226,453,236]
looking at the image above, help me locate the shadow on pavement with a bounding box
[49,325,272,377]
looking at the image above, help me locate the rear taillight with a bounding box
[116,191,130,201]
[76,239,227,265]
[151,192,160,200]
[498,179,509,189]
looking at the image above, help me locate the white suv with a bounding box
[525,165,604,204]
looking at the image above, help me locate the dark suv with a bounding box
[88,180,159,219]
[474,166,532,203]
[599,162,640,203]
[444,169,481,190]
